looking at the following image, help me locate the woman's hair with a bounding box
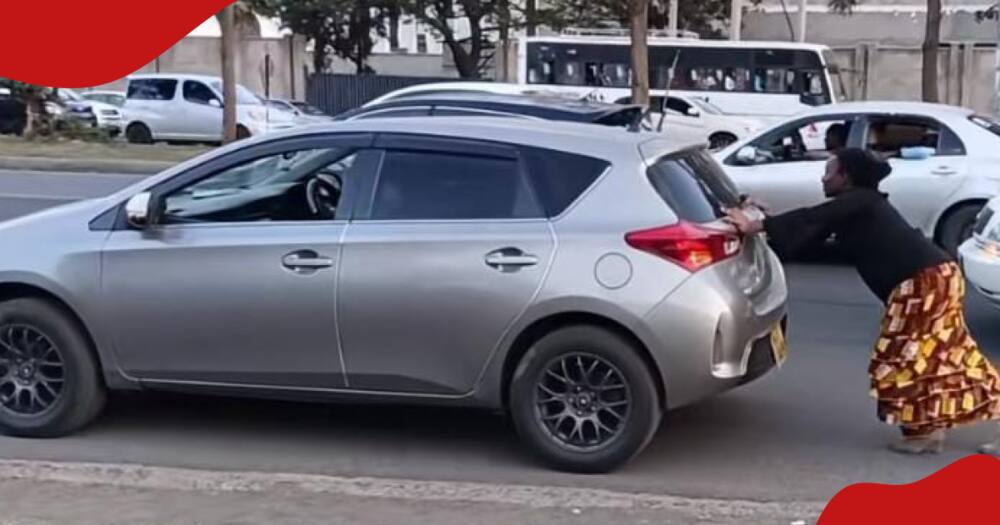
[833,148,892,189]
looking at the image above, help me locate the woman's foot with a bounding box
[888,430,945,455]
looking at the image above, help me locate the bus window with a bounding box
[558,61,584,85]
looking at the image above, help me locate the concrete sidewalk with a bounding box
[0,460,823,525]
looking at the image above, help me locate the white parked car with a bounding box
[56,88,124,136]
[614,94,764,150]
[123,74,297,144]
[366,81,760,149]
[960,196,1000,309]
[81,90,127,108]
[715,102,1000,255]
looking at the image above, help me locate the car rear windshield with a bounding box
[647,150,741,223]
[594,107,643,128]
[970,115,1000,138]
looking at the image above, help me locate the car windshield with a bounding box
[58,88,83,102]
[209,81,262,105]
[970,115,1000,138]
[266,100,295,113]
[688,97,723,115]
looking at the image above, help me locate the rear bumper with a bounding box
[960,237,1000,308]
[643,250,788,409]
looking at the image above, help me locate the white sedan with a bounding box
[715,101,1000,255]
[960,196,1000,309]
[366,81,761,149]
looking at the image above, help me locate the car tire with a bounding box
[0,298,106,438]
[509,325,661,473]
[125,123,153,144]
[938,203,983,257]
[236,125,251,140]
[709,132,738,150]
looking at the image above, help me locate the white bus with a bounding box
[516,30,846,119]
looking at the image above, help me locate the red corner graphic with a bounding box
[818,454,1000,524]
[0,0,234,87]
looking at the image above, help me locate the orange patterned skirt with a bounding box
[870,262,1000,436]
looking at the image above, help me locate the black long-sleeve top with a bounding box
[763,188,951,303]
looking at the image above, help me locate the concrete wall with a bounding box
[89,36,309,101]
[828,43,998,114]
[746,10,997,46]
[327,52,458,78]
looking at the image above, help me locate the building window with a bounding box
[417,34,428,54]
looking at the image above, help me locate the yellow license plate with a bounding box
[770,323,788,366]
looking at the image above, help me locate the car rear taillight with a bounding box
[625,221,742,272]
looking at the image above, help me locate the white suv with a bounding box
[123,74,296,144]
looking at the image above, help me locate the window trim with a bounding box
[105,133,375,231]
[352,133,546,224]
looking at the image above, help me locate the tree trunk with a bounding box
[630,0,650,106]
[526,0,537,36]
[922,0,942,103]
[313,36,330,74]
[22,91,44,139]
[389,5,401,50]
[219,5,239,143]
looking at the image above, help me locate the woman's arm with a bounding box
[726,192,867,259]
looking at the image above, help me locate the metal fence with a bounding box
[307,74,464,116]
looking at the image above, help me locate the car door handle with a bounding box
[484,249,539,269]
[931,166,958,176]
[282,251,334,270]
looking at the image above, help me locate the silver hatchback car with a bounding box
[0,118,787,472]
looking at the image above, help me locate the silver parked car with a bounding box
[0,119,787,472]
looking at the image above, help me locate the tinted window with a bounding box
[162,148,355,224]
[183,81,219,106]
[371,150,540,220]
[521,147,609,217]
[648,151,740,223]
[127,79,177,101]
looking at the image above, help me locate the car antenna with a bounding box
[657,51,681,133]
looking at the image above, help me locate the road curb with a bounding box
[0,156,172,175]
[0,459,825,519]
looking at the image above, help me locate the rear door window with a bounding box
[648,150,741,223]
[521,147,610,217]
[371,150,541,220]
[127,79,178,101]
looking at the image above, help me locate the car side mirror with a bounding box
[209,99,223,109]
[125,192,154,229]
[736,146,758,165]
[686,107,700,117]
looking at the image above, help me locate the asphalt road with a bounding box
[0,169,998,507]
